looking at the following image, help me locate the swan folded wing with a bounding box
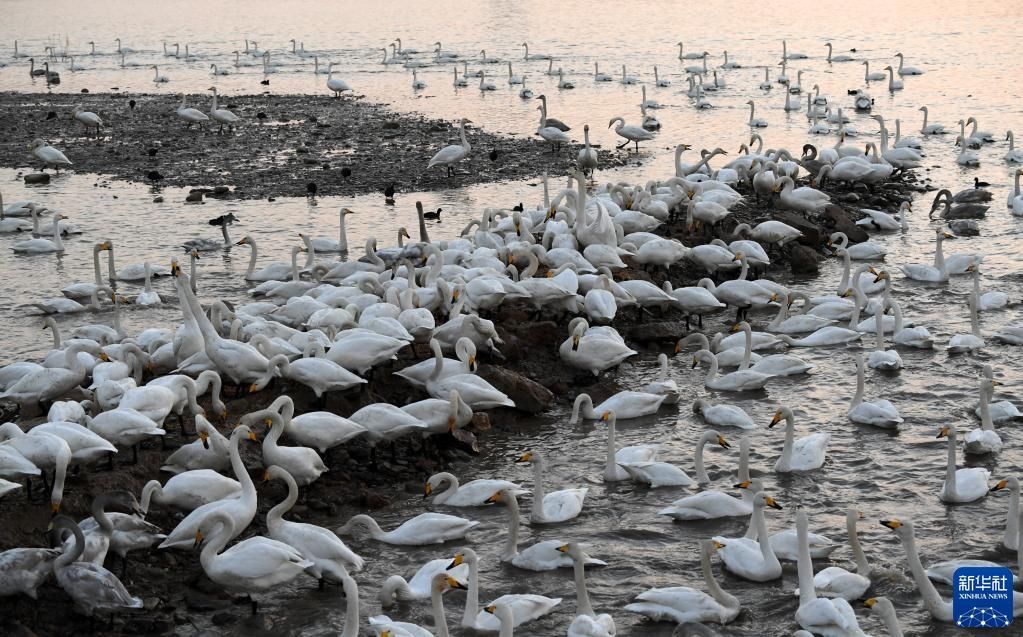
[512,540,607,570]
[791,434,830,469]
[618,461,694,487]
[795,597,853,631]
[627,586,726,623]
[661,491,748,519]
[540,488,587,522]
[59,563,142,612]
[476,593,562,631]
[218,537,313,582]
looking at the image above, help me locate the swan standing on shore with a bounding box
[207,87,239,134]
[428,118,471,177]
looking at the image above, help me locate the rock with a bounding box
[789,244,820,274]
[211,612,237,626]
[152,196,165,203]
[837,192,860,203]
[382,121,400,130]
[185,191,203,203]
[470,413,492,431]
[212,185,230,195]
[23,173,50,185]
[184,589,230,611]
[627,322,683,343]
[821,205,869,243]
[772,211,820,246]
[477,365,554,414]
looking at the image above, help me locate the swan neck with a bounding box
[852,358,865,407]
[530,458,546,521]
[604,414,617,480]
[267,470,300,529]
[945,430,958,499]
[848,514,869,574]
[431,577,450,637]
[900,527,951,616]
[502,494,520,561]
[739,324,752,370]
[462,555,480,626]
[796,512,816,606]
[573,552,595,617]
[694,436,709,484]
[781,414,796,466]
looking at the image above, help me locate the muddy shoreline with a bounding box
[0,146,927,634]
[0,92,628,200]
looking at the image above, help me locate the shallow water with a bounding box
[3,1,1023,635]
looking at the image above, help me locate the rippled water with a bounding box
[2,1,1023,635]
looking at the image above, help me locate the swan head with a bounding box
[756,492,783,510]
[769,406,793,428]
[197,428,210,449]
[880,518,904,530]
[515,451,534,464]
[936,425,954,439]
[447,547,477,569]
[714,433,730,449]
[485,490,507,504]
[990,477,1018,494]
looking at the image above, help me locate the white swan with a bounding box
[265,465,363,582]
[160,415,231,474]
[449,547,562,631]
[425,471,525,507]
[713,492,784,581]
[569,391,665,423]
[516,450,587,523]
[207,87,240,134]
[559,543,616,637]
[866,302,903,369]
[848,353,902,428]
[11,213,67,253]
[428,118,471,177]
[175,93,209,128]
[894,52,923,75]
[948,285,984,354]
[326,62,353,97]
[795,508,871,601]
[0,423,70,512]
[793,509,869,636]
[770,406,829,472]
[881,518,1023,621]
[937,425,989,503]
[336,512,479,545]
[158,425,258,549]
[618,429,728,489]
[693,349,771,391]
[30,139,72,171]
[425,340,513,409]
[963,379,1002,455]
[195,508,312,612]
[0,545,60,600]
[487,488,606,571]
[609,116,655,152]
[140,469,240,514]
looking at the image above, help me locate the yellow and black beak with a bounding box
[446,576,467,591]
[198,430,210,450]
[990,479,1008,493]
[765,496,782,510]
[515,452,532,463]
[880,519,902,530]
[769,410,782,428]
[936,426,950,439]
[424,482,433,498]
[486,491,502,504]
[717,435,730,449]
[733,480,752,489]
[864,598,878,609]
[193,529,205,548]
[447,553,464,570]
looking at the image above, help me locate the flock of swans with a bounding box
[2,34,1023,637]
